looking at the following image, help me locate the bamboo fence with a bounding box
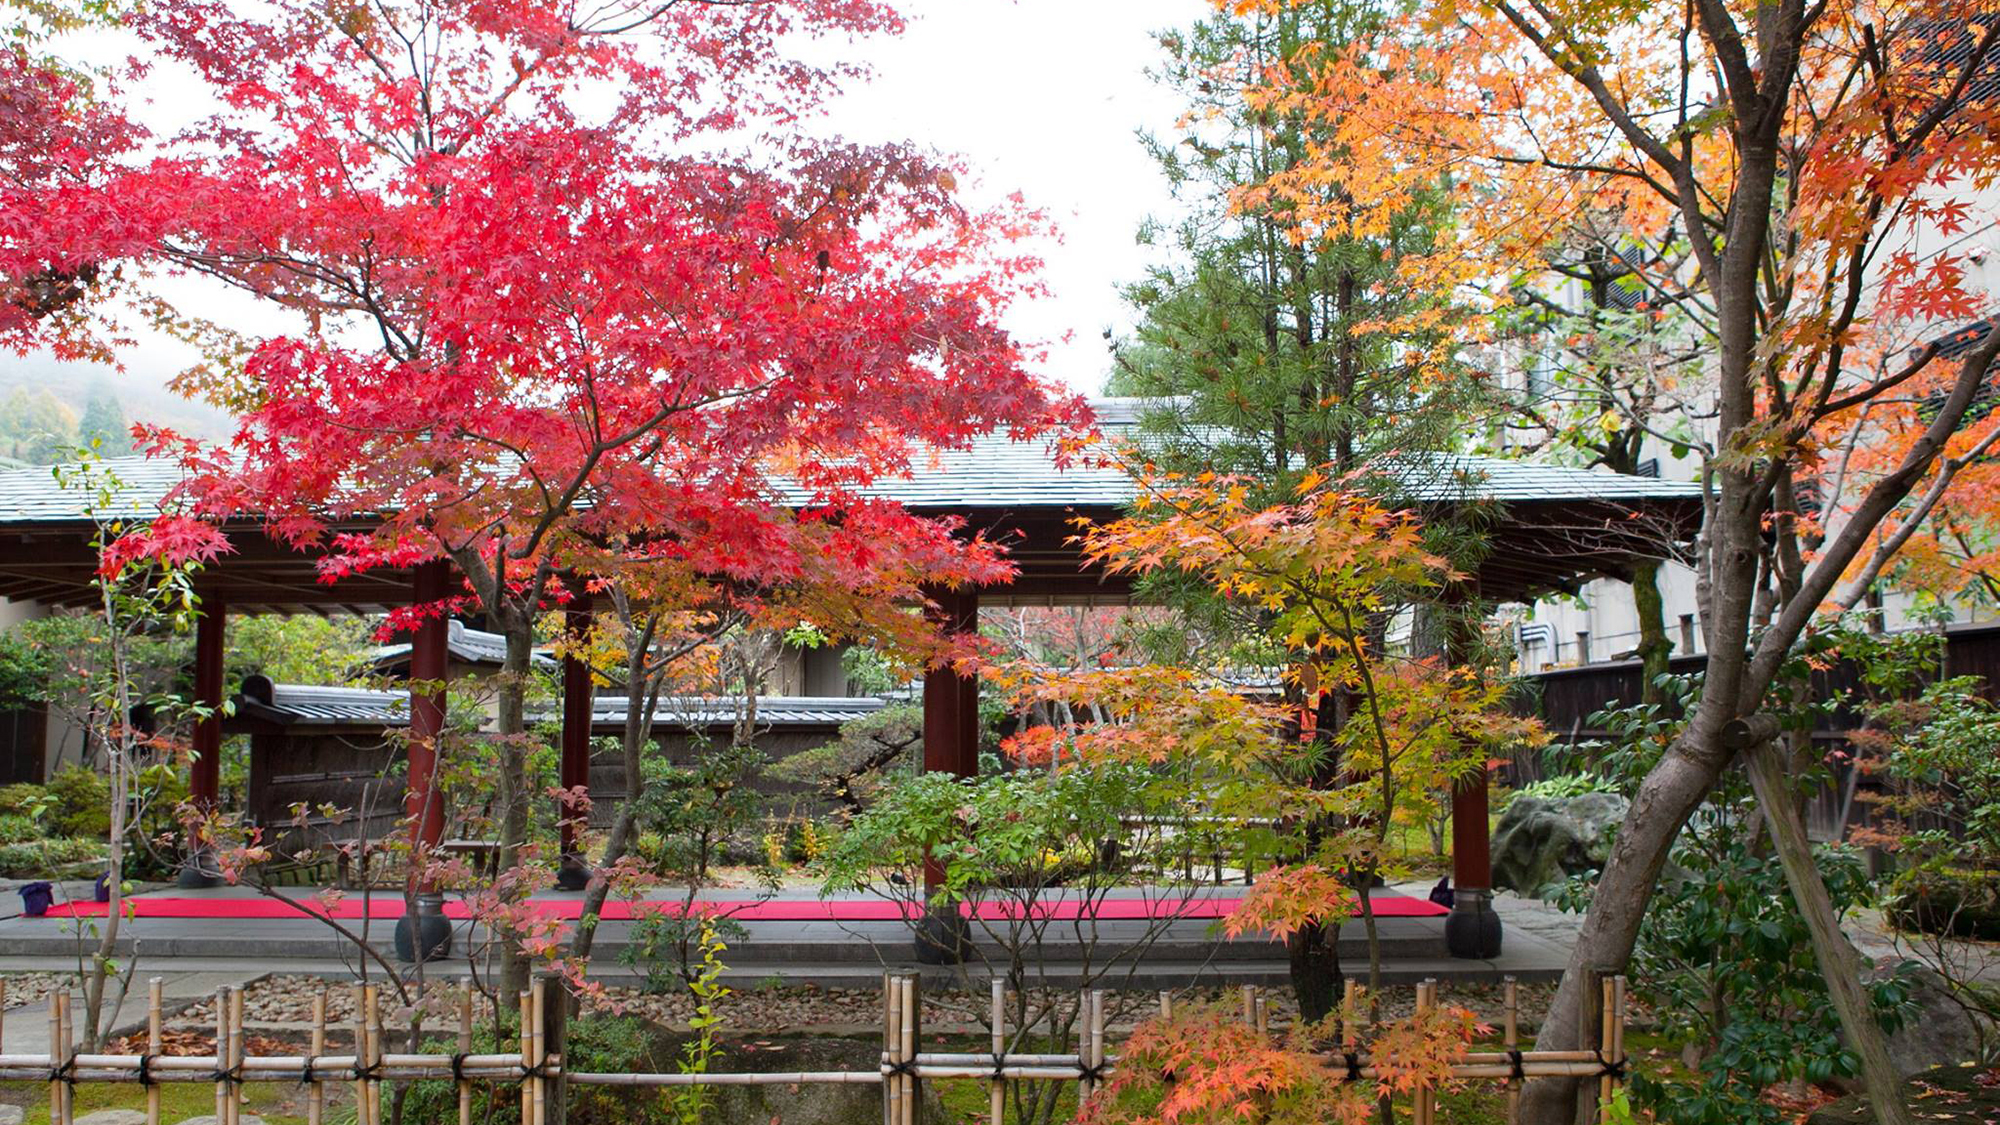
[0,971,1628,1125]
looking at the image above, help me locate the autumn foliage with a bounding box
[1078,992,1478,1125]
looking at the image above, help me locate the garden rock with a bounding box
[1878,967,1986,1077]
[0,1105,21,1125]
[1808,1062,2000,1124]
[700,1035,944,1125]
[72,1111,148,1125]
[174,1117,264,1125]
[1491,792,1628,897]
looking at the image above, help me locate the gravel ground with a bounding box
[0,971,68,1011]
[154,972,1568,1041]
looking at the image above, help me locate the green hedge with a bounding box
[0,836,107,879]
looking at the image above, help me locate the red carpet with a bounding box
[45,894,1445,922]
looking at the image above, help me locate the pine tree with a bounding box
[1111,1,1495,1024]
[78,389,131,456]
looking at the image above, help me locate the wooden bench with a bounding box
[438,838,504,878]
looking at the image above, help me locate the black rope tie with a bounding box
[1507,1049,1525,1082]
[298,1058,315,1086]
[135,1052,156,1088]
[49,1057,75,1087]
[521,1060,554,1081]
[353,1061,382,1083]
[1078,1063,1109,1083]
[450,1052,471,1083]
[988,1052,1006,1082]
[1595,1051,1626,1081]
[1343,1052,1363,1082]
[884,1059,918,1078]
[211,1063,244,1086]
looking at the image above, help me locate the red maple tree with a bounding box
[3,0,1084,989]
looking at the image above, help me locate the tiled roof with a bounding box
[0,398,1700,524]
[235,681,415,727]
[535,694,887,728]
[0,457,188,522]
[233,678,884,730]
[1381,454,1703,503]
[373,619,556,669]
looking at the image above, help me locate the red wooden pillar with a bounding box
[398,560,452,961]
[406,561,450,882]
[917,586,979,962]
[1445,583,1501,959]
[556,588,594,890]
[188,596,225,808]
[178,596,226,887]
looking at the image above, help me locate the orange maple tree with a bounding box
[1227,0,2000,1119]
[990,468,1539,1021]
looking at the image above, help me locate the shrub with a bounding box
[399,1012,671,1125]
[45,764,110,839]
[0,814,39,844]
[0,836,108,878]
[0,782,51,819]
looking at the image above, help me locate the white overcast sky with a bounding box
[34,0,1212,404]
[823,0,1214,390]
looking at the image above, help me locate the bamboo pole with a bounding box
[1254,993,1269,1037]
[228,986,247,1125]
[365,984,383,1125]
[308,990,326,1125]
[900,973,919,1125]
[350,984,370,1125]
[518,987,533,1125]
[1158,990,1171,1020]
[1576,966,1602,1125]
[880,972,899,1125]
[1240,985,1255,1027]
[1610,977,1628,1113]
[1414,980,1434,1125]
[1504,976,1521,1125]
[49,991,68,1125]
[530,976,548,1125]
[457,979,474,1125]
[146,978,162,1125]
[1597,977,1615,1124]
[1079,990,1105,1105]
[213,987,230,1125]
[988,978,1004,1125]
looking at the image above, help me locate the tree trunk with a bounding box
[1519,722,1737,1121]
[1744,739,1914,1125]
[1630,560,1672,706]
[496,620,534,1004]
[1287,922,1343,1023]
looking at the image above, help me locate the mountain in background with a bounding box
[0,354,233,467]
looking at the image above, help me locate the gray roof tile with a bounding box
[0,399,1699,524]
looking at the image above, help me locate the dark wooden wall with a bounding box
[1515,623,2000,841]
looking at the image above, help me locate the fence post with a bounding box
[1080,989,1105,1105]
[538,971,568,1125]
[989,977,1005,1125]
[1414,979,1435,1125]
[456,979,473,1125]
[308,989,327,1125]
[213,986,230,1125]
[902,971,922,1125]
[351,983,371,1125]
[1574,965,1604,1125]
[1608,977,1628,1118]
[517,985,534,1125]
[146,978,163,1125]
[49,990,69,1125]
[1503,976,1520,1125]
